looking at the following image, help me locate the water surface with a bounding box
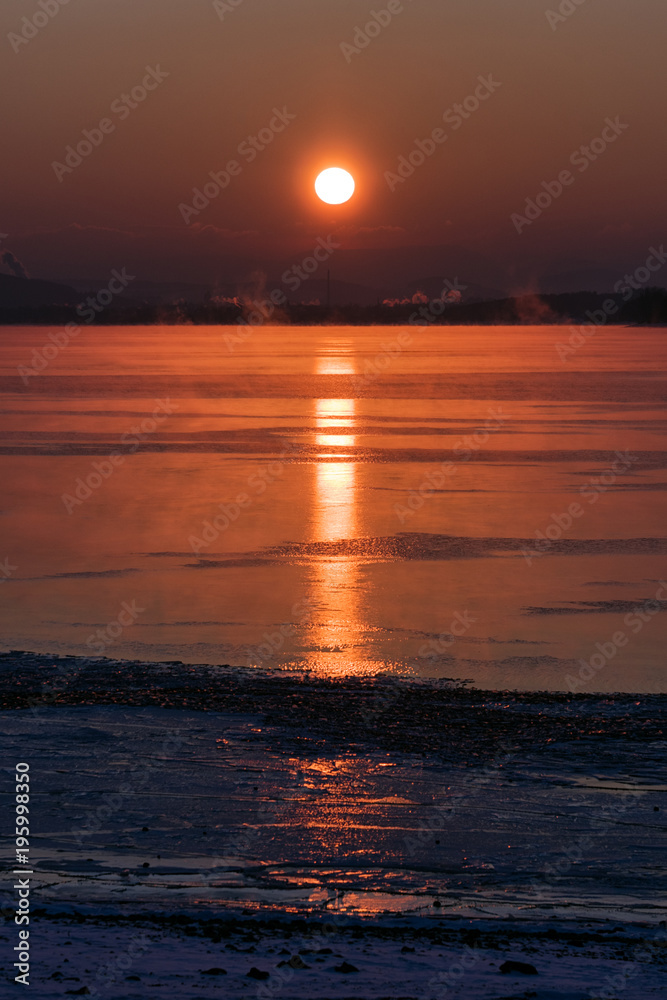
[1,324,666,691]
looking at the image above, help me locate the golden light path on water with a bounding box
[311,353,369,676]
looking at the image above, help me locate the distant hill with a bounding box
[261,247,509,305]
[538,266,625,295]
[274,277,380,306]
[0,273,78,307]
[68,278,212,305]
[23,242,667,303]
[277,244,505,293]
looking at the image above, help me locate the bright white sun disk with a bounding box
[315,167,355,205]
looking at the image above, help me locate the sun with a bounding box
[315,167,355,205]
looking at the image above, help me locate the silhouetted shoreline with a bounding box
[1,288,666,326]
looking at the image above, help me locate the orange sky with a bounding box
[1,0,666,286]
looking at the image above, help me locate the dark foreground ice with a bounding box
[1,652,666,997]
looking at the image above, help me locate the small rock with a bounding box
[141,827,149,832]
[500,959,538,975]
[246,967,270,980]
[125,975,140,981]
[317,947,333,954]
[201,967,227,976]
[287,955,309,969]
[65,990,90,996]
[142,862,150,868]
[401,945,415,953]
[334,961,359,973]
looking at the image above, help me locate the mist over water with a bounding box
[1,323,666,692]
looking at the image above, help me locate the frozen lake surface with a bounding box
[1,324,666,690]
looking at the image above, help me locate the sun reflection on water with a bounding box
[309,354,368,675]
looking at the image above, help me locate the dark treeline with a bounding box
[1,288,666,327]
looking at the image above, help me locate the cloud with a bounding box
[355,225,407,235]
[332,224,408,249]
[186,223,257,240]
[20,222,139,240]
[1,250,29,279]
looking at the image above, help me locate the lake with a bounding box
[1,323,666,691]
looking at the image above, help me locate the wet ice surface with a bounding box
[1,656,666,921]
[1,325,667,691]
[3,700,665,921]
[1,662,666,996]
